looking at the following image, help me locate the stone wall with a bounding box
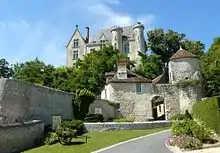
[153,84,180,120]
[84,121,172,132]
[0,120,44,153]
[109,82,153,121]
[0,78,74,125]
[100,81,203,121]
[88,99,116,121]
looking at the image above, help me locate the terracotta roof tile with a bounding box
[169,48,198,60]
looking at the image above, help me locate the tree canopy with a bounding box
[136,28,205,80]
[0,58,13,78]
[147,28,205,67]
[201,37,220,97]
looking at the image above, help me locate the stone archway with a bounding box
[151,96,165,120]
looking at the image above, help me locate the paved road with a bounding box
[96,131,172,153]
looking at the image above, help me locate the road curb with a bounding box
[164,137,183,153]
[91,129,171,153]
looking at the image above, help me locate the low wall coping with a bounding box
[84,121,173,124]
[0,120,43,129]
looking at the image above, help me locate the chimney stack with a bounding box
[117,59,128,79]
[86,27,89,43]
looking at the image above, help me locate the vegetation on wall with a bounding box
[175,79,200,88]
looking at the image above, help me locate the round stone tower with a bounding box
[133,22,145,53]
[111,26,123,52]
[168,47,201,84]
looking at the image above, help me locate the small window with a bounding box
[124,43,130,56]
[114,43,117,49]
[100,40,106,50]
[115,103,120,110]
[73,39,79,48]
[73,50,78,60]
[136,83,141,93]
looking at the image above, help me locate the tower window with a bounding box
[124,43,130,56]
[100,40,106,50]
[73,50,78,60]
[114,43,117,49]
[73,39,79,48]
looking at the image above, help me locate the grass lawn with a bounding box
[23,127,170,153]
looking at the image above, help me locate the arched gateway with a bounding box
[151,96,165,120]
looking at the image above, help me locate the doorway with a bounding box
[151,96,165,120]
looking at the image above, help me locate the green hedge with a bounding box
[192,96,220,134]
[84,114,104,122]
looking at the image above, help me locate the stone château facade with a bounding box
[66,22,146,67]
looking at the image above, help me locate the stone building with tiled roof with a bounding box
[66,22,146,67]
[97,48,203,121]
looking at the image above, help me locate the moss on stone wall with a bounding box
[176,79,200,88]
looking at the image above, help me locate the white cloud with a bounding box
[85,0,155,29]
[0,0,156,66]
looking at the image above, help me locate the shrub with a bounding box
[172,120,213,142]
[193,96,220,135]
[172,120,194,136]
[107,117,114,122]
[170,110,192,121]
[56,126,77,145]
[61,120,84,136]
[168,135,202,150]
[44,132,59,145]
[113,117,135,122]
[84,114,104,122]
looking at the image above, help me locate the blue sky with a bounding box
[0,0,219,66]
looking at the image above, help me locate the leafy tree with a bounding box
[147,29,205,67]
[52,66,76,92]
[136,52,163,79]
[73,45,124,119]
[201,37,220,97]
[0,58,13,78]
[13,58,56,86]
[74,45,123,95]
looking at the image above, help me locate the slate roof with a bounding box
[90,26,134,43]
[169,48,198,60]
[152,73,167,84]
[106,69,152,84]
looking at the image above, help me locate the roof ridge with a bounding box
[169,49,198,60]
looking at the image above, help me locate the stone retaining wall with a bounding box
[0,120,44,153]
[84,121,172,132]
[0,78,74,125]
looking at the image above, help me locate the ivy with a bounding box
[176,79,200,88]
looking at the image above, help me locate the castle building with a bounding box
[66,22,146,67]
[89,48,203,121]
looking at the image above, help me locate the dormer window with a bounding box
[73,39,79,48]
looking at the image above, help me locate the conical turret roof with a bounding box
[169,47,198,60]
